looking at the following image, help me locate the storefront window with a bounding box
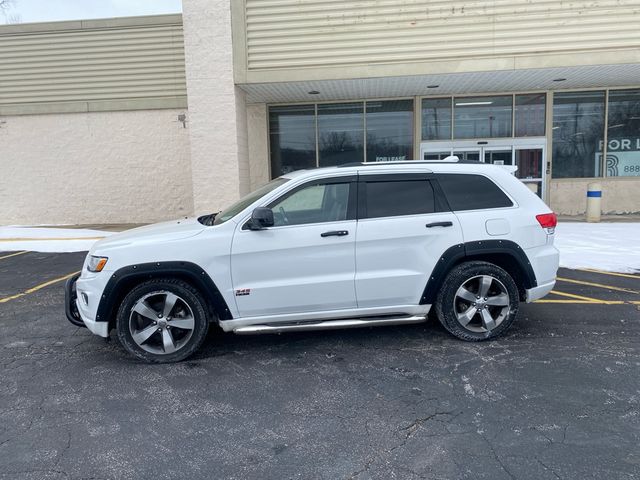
[421,98,451,140]
[552,91,605,178]
[605,89,640,177]
[269,105,316,176]
[454,96,512,139]
[366,100,414,162]
[318,102,364,167]
[515,94,546,137]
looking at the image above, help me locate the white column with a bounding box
[182,0,250,214]
[247,103,270,190]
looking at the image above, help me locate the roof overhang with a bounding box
[239,63,640,104]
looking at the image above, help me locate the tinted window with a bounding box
[269,182,351,226]
[318,103,364,166]
[422,98,452,140]
[366,99,414,162]
[552,91,605,178]
[606,89,640,177]
[363,180,435,219]
[454,96,513,139]
[515,93,546,137]
[269,105,317,176]
[437,174,513,211]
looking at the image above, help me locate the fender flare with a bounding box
[95,261,232,325]
[420,240,537,305]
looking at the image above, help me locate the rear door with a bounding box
[354,173,464,308]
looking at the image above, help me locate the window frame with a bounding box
[267,98,415,177]
[433,173,516,212]
[357,173,450,220]
[244,175,358,229]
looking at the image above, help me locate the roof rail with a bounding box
[337,159,483,168]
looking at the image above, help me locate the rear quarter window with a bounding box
[436,174,513,211]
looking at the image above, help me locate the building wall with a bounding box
[235,0,640,83]
[0,15,187,116]
[550,178,640,216]
[0,109,193,225]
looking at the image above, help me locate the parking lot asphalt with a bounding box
[0,251,639,480]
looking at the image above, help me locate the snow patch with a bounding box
[0,226,114,253]
[555,222,640,273]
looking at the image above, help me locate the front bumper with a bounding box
[64,273,109,337]
[64,274,85,327]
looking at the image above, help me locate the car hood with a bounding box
[91,217,206,253]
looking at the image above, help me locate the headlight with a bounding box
[87,255,108,272]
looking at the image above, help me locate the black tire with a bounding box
[434,261,519,342]
[116,278,210,363]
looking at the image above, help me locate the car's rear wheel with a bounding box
[116,278,210,363]
[435,261,519,341]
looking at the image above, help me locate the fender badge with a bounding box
[235,288,251,296]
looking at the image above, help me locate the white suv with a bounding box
[65,161,559,363]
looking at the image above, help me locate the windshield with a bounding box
[213,178,289,225]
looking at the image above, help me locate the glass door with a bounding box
[423,150,452,161]
[514,147,544,197]
[420,139,547,200]
[452,148,481,162]
[484,148,513,166]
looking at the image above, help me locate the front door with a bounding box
[230,176,358,318]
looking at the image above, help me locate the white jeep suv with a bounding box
[65,161,559,363]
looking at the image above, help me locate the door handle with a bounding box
[321,230,349,237]
[425,221,453,228]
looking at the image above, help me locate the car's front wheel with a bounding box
[116,278,210,363]
[435,261,519,341]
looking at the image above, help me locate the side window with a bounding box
[362,179,435,219]
[436,174,513,211]
[269,181,351,226]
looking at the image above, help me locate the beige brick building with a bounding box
[2,1,640,225]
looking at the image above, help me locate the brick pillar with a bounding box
[182,0,250,214]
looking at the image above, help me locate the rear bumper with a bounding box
[524,243,559,301]
[525,280,555,303]
[64,273,109,337]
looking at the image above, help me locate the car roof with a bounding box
[281,161,513,179]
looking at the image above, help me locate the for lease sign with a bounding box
[596,138,640,176]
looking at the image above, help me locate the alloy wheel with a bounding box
[129,291,195,355]
[453,275,511,333]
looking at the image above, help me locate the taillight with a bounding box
[536,212,557,233]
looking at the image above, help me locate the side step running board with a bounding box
[233,315,426,335]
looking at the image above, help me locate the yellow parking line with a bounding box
[578,268,640,280]
[0,237,104,242]
[0,250,28,261]
[535,299,626,304]
[549,290,605,303]
[544,290,628,305]
[556,277,640,295]
[0,271,80,304]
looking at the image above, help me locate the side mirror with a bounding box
[249,207,274,230]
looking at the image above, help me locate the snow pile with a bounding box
[0,226,114,253]
[555,222,640,273]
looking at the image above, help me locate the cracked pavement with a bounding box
[0,252,639,479]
